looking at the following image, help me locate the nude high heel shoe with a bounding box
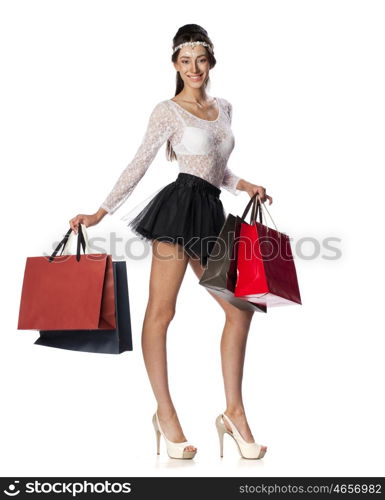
[152,412,197,459]
[215,413,267,459]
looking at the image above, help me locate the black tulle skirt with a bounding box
[127,173,226,267]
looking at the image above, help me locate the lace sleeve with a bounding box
[221,100,242,196]
[100,101,176,215]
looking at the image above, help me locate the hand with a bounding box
[69,213,100,234]
[244,183,273,204]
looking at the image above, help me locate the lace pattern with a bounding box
[101,97,242,214]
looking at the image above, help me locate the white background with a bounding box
[1,0,384,478]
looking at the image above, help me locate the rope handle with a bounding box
[48,223,90,262]
[242,192,278,233]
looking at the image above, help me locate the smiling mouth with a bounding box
[188,74,203,79]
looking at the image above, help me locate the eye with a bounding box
[181,58,207,64]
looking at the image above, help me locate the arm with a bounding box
[222,167,243,195]
[100,101,176,215]
[221,100,244,196]
[222,101,272,204]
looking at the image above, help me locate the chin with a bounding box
[187,81,205,87]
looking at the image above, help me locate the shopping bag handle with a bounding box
[242,193,279,233]
[251,195,271,229]
[241,193,263,224]
[256,196,279,232]
[61,223,91,256]
[48,224,87,263]
[250,195,265,226]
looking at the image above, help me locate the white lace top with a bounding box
[100,97,243,215]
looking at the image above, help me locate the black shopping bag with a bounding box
[35,261,133,354]
[199,211,267,313]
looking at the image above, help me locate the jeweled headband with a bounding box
[172,41,213,54]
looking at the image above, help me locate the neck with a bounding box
[178,89,209,103]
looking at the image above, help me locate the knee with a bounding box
[145,302,176,325]
[225,309,253,328]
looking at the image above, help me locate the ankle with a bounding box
[225,407,246,418]
[157,406,177,420]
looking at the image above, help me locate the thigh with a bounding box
[147,240,190,313]
[188,257,254,323]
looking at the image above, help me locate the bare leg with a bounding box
[141,240,196,452]
[189,257,267,452]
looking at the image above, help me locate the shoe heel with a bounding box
[155,428,161,455]
[215,415,226,457]
[152,414,161,455]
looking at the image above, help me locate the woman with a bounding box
[69,24,273,460]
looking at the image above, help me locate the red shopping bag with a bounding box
[17,224,116,331]
[198,211,267,313]
[234,194,302,307]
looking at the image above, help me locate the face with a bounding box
[173,46,211,88]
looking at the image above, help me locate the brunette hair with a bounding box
[166,24,217,161]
